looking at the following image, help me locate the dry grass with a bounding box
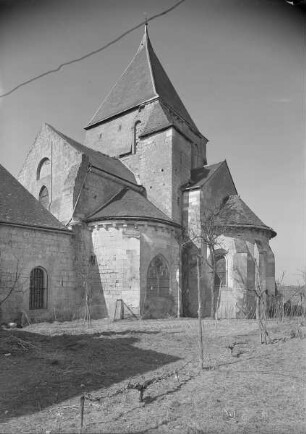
[0,318,305,433]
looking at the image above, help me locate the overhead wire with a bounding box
[0,0,186,98]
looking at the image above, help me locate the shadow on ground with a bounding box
[0,329,179,421]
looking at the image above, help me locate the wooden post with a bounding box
[79,394,85,433]
[120,299,124,319]
[176,267,181,318]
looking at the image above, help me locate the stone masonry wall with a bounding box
[90,223,141,319]
[124,128,192,224]
[171,129,192,224]
[84,109,140,157]
[138,130,173,218]
[89,221,181,319]
[0,225,78,323]
[71,223,108,319]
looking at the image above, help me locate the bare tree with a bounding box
[178,232,204,368]
[274,270,306,319]
[253,258,271,344]
[196,253,204,368]
[76,254,96,326]
[185,203,229,319]
[179,200,229,367]
[199,207,227,319]
[0,253,25,326]
[238,245,271,344]
[297,269,306,316]
[0,256,23,308]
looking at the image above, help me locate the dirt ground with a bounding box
[0,318,305,434]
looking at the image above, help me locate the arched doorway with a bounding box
[147,255,170,298]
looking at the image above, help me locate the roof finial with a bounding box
[144,12,148,35]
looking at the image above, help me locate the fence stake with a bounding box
[80,394,85,433]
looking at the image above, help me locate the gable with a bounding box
[18,123,137,224]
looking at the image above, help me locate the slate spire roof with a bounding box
[0,164,69,232]
[86,27,200,134]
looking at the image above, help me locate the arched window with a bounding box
[147,255,170,298]
[39,186,49,209]
[133,121,141,154]
[214,255,227,288]
[37,158,51,180]
[29,267,47,309]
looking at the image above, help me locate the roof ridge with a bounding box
[48,124,120,161]
[158,98,202,138]
[46,124,82,146]
[144,28,158,97]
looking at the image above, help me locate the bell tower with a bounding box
[84,27,208,223]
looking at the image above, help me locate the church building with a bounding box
[0,28,276,323]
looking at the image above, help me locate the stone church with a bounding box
[0,28,276,323]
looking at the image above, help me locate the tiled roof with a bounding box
[0,164,69,232]
[216,195,276,238]
[140,101,187,138]
[47,125,136,184]
[183,161,225,190]
[86,28,200,135]
[86,188,176,225]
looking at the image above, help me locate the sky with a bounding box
[0,0,305,284]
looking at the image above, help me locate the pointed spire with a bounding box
[86,28,200,134]
[137,23,149,52]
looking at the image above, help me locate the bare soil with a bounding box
[0,318,305,433]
